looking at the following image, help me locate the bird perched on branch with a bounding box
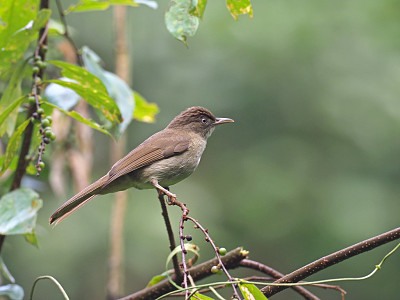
[50,106,234,225]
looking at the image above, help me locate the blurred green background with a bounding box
[3,0,400,299]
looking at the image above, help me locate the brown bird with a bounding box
[50,106,234,225]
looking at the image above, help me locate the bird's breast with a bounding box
[130,135,207,189]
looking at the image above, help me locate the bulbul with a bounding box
[49,106,234,225]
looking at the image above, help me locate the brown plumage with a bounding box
[49,106,233,225]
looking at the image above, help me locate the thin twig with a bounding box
[158,191,182,281]
[55,0,83,65]
[262,227,400,297]
[186,216,241,299]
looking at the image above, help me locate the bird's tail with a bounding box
[49,175,108,226]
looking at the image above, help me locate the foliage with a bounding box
[0,0,253,298]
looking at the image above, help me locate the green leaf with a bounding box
[1,257,16,283]
[145,271,168,288]
[0,95,27,133]
[226,0,253,20]
[24,230,39,247]
[165,0,200,44]
[42,102,113,138]
[65,0,138,14]
[44,77,81,111]
[0,5,50,80]
[192,293,215,300]
[133,91,159,123]
[191,0,208,20]
[166,243,199,271]
[46,60,121,123]
[0,59,29,136]
[0,119,30,176]
[82,47,134,138]
[0,188,42,236]
[0,284,24,300]
[239,283,268,300]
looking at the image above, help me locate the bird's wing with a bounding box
[105,130,190,186]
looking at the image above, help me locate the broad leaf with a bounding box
[42,102,113,138]
[65,0,139,14]
[0,59,29,136]
[0,96,26,130]
[0,6,50,79]
[133,91,158,123]
[0,284,24,300]
[24,230,39,247]
[226,0,253,20]
[44,77,81,111]
[0,119,30,176]
[46,60,121,123]
[165,0,200,44]
[239,282,268,300]
[191,0,208,20]
[0,188,42,236]
[82,47,134,138]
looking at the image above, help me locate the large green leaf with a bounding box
[0,284,24,300]
[46,60,121,123]
[133,91,158,123]
[0,119,30,176]
[0,96,26,130]
[42,102,113,138]
[0,5,50,79]
[82,47,134,138]
[44,77,81,111]
[226,0,253,20]
[191,0,208,20]
[165,0,200,44]
[65,0,139,14]
[0,188,42,236]
[239,282,268,300]
[0,257,15,283]
[0,59,29,136]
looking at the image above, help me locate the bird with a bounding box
[49,106,234,225]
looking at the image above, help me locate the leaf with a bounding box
[46,60,121,123]
[42,102,113,138]
[239,283,268,300]
[191,0,208,20]
[0,96,26,132]
[165,0,200,44]
[0,188,42,236]
[82,46,134,137]
[0,284,24,300]
[145,271,169,288]
[0,119,30,176]
[24,230,39,247]
[65,0,139,14]
[1,257,16,283]
[133,91,159,123]
[226,0,253,20]
[44,77,81,111]
[135,0,158,9]
[0,58,29,136]
[0,6,50,80]
[166,243,199,271]
[192,293,215,300]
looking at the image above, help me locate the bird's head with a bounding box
[167,106,234,139]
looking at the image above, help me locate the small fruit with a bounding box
[218,247,227,256]
[32,66,40,74]
[28,96,36,104]
[38,161,45,169]
[211,266,219,274]
[45,116,52,124]
[43,137,51,144]
[41,118,50,127]
[37,108,44,115]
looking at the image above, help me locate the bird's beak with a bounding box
[215,117,234,125]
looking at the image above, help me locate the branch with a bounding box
[119,247,247,300]
[239,259,320,300]
[262,227,400,297]
[158,191,182,281]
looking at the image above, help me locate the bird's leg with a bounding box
[151,179,177,204]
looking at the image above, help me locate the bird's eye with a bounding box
[201,117,208,124]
